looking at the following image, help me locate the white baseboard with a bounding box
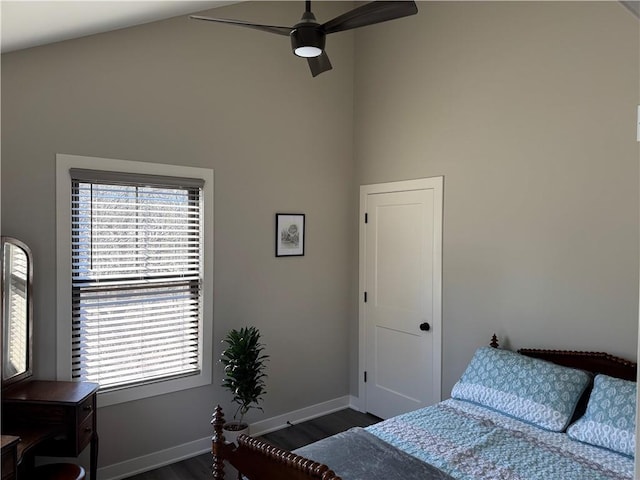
[250,395,351,436]
[98,395,352,480]
[348,394,363,412]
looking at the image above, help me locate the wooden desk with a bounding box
[2,380,99,479]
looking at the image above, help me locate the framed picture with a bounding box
[275,213,305,257]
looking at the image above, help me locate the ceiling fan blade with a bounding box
[307,51,332,77]
[322,1,417,34]
[189,15,292,36]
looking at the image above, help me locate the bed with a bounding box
[210,336,637,480]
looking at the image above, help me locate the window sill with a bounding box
[96,370,212,408]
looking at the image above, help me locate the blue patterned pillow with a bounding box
[451,347,591,431]
[567,374,636,457]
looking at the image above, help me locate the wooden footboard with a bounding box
[211,405,341,480]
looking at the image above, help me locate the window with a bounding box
[57,155,213,407]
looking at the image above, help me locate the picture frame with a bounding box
[275,213,305,257]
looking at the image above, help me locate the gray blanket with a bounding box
[294,427,455,480]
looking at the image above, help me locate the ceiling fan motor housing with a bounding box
[290,25,326,57]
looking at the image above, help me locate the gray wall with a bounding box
[2,0,639,476]
[1,1,355,470]
[352,1,640,396]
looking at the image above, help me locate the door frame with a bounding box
[357,177,444,413]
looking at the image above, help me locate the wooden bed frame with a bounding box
[211,334,637,480]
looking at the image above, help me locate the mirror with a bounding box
[1,236,33,387]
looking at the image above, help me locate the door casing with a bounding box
[357,177,443,413]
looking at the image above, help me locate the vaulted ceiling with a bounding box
[0,1,237,53]
[1,0,637,55]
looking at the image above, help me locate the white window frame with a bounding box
[56,154,214,407]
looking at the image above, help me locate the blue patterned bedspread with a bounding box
[366,399,633,480]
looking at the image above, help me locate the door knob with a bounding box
[419,322,430,331]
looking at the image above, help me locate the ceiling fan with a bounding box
[190,1,418,77]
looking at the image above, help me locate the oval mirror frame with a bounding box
[1,236,33,388]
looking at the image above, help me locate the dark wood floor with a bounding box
[123,408,381,480]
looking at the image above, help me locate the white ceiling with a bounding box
[0,1,237,54]
[621,0,640,17]
[1,1,637,55]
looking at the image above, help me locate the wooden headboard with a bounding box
[518,348,637,381]
[489,333,637,380]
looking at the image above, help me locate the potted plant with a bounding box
[220,326,268,442]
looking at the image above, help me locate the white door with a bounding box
[359,178,443,419]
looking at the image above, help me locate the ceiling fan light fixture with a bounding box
[294,46,322,58]
[291,26,325,58]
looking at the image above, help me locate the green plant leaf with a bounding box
[220,326,269,423]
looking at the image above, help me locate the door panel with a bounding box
[374,324,424,402]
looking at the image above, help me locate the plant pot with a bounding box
[223,421,250,444]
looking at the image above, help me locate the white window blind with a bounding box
[70,169,205,392]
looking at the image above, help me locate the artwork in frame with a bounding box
[275,213,305,257]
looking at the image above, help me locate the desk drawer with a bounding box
[3,403,68,428]
[77,396,94,424]
[77,414,94,451]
